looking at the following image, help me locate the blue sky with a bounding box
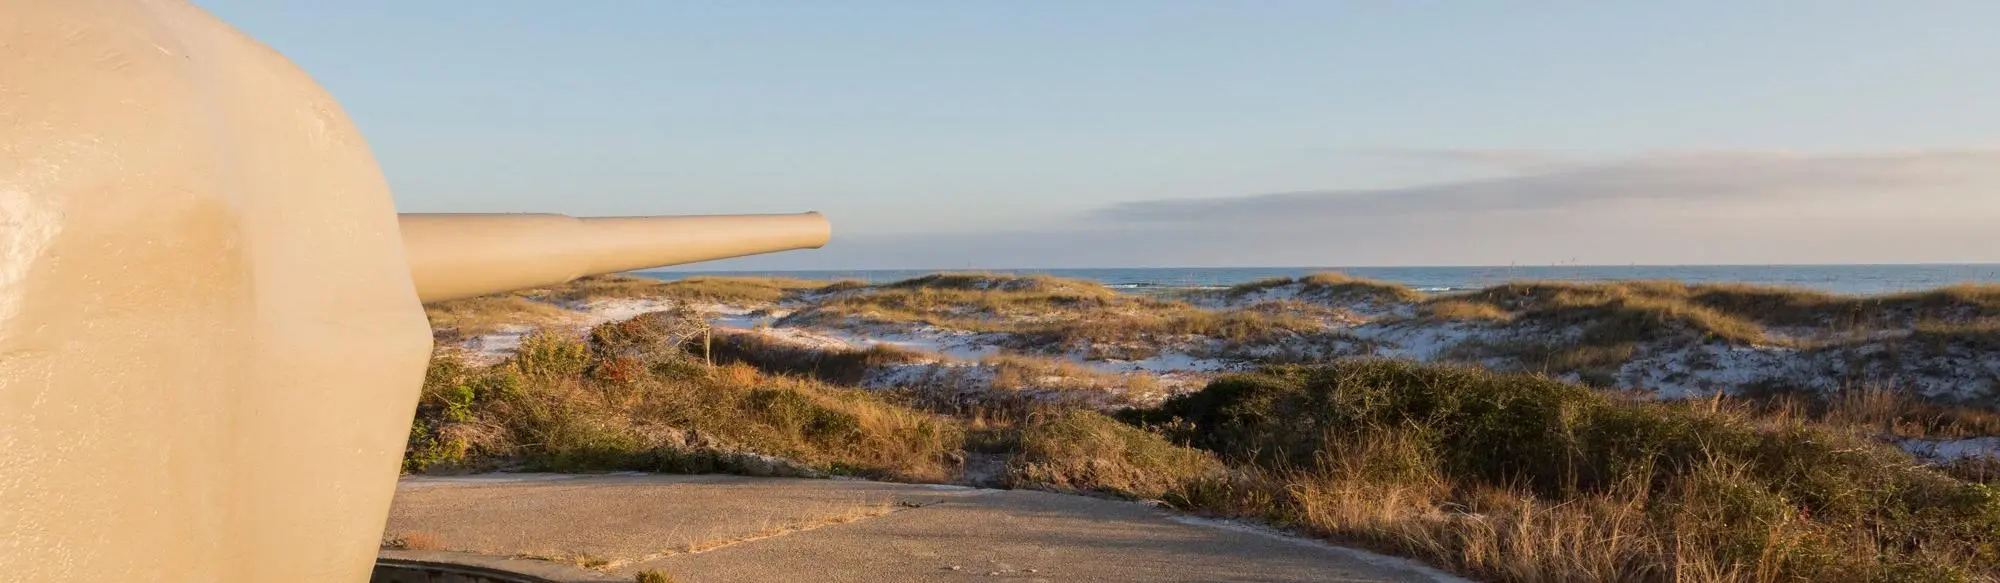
[196,1,2000,269]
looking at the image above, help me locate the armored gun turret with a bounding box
[0,2,826,581]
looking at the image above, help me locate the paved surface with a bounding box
[382,473,1464,583]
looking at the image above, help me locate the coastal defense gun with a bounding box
[401,213,828,302]
[0,2,828,582]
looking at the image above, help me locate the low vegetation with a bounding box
[788,272,1336,359]
[703,333,1168,417]
[1422,282,2000,388]
[408,272,2000,582]
[424,295,576,340]
[407,318,962,482]
[700,329,933,385]
[1123,360,2000,582]
[1006,410,1226,500]
[525,273,832,304]
[423,274,835,341]
[1221,272,1424,305]
[1448,280,2000,341]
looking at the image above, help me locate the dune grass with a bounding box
[1416,298,1514,322]
[1224,272,1425,305]
[1451,280,2000,336]
[534,274,833,304]
[1737,381,2000,439]
[423,295,576,339]
[1427,282,2000,386]
[406,319,963,482]
[1005,410,1226,500]
[791,273,1332,359]
[699,330,934,385]
[408,297,2000,582]
[1114,360,2000,583]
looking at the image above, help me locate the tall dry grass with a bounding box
[1221,272,1424,305]
[1111,360,2000,582]
[407,318,963,482]
[791,273,1333,360]
[424,295,576,339]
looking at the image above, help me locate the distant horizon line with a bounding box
[643,261,2000,273]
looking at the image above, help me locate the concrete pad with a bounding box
[384,473,1464,583]
[387,473,974,567]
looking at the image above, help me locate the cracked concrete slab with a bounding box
[383,473,1464,583]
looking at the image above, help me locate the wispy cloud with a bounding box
[699,149,2000,269]
[1095,150,2000,224]
[1352,147,1570,171]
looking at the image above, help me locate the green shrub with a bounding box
[510,331,590,380]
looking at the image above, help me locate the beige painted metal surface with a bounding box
[402,212,829,303]
[0,2,826,582]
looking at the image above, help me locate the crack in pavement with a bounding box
[605,498,949,572]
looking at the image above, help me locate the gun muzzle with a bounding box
[400,212,831,302]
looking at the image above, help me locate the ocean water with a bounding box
[640,264,2000,296]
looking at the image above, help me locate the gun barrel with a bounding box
[400,212,830,302]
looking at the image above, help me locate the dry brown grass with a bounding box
[699,330,933,385]
[424,296,576,339]
[801,273,1120,325]
[1427,282,2000,388]
[536,274,832,304]
[1737,381,2000,439]
[1418,299,1514,322]
[1007,410,1226,500]
[981,353,1171,406]
[1131,361,2000,583]
[406,322,964,482]
[1461,280,2000,336]
[1219,272,1423,306]
[1298,272,1425,303]
[1904,317,2000,355]
[790,273,1330,360]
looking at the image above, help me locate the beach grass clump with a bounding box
[1219,272,1422,306]
[793,273,1333,360]
[1298,272,1426,303]
[1460,280,2000,334]
[423,295,576,339]
[1005,410,1227,500]
[982,353,1165,399]
[1417,299,1514,322]
[698,330,934,385]
[1736,382,2000,439]
[1426,282,2000,387]
[1130,360,2000,582]
[405,318,963,482]
[1902,317,2000,356]
[885,272,1119,297]
[1461,282,1773,344]
[808,273,1120,322]
[1009,306,1331,360]
[1435,282,1781,384]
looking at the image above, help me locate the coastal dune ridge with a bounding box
[404,268,2000,582]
